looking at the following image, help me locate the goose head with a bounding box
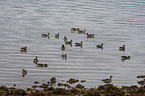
[110,75,113,79]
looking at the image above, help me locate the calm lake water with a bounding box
[0,0,145,89]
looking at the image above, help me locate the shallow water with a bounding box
[0,0,145,89]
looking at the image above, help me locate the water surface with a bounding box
[0,0,145,89]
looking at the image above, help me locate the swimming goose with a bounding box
[55,33,59,39]
[21,46,27,52]
[75,41,83,47]
[65,40,72,46]
[119,45,125,51]
[33,56,38,64]
[42,33,50,38]
[78,29,86,34]
[97,43,103,49]
[62,53,67,60]
[36,63,48,67]
[87,33,94,38]
[22,69,27,75]
[102,75,113,85]
[63,36,67,41]
[121,56,130,60]
[61,45,65,51]
[71,28,79,31]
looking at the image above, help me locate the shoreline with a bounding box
[0,77,145,96]
[1,84,145,96]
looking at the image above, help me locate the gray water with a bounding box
[0,0,145,89]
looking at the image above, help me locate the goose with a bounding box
[36,63,48,67]
[87,33,94,38]
[55,33,59,39]
[33,56,38,64]
[63,36,67,41]
[22,69,27,75]
[65,40,72,45]
[44,64,48,67]
[119,45,125,51]
[97,43,103,49]
[61,45,65,51]
[62,53,67,60]
[81,80,86,83]
[71,28,79,31]
[78,29,86,34]
[121,56,130,60]
[102,75,113,85]
[42,33,50,38]
[75,41,83,47]
[21,46,27,52]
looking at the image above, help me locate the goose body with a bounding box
[102,75,113,85]
[55,33,59,39]
[62,53,67,60]
[121,56,130,60]
[22,69,27,75]
[119,45,125,51]
[61,45,65,51]
[36,63,48,67]
[21,46,27,52]
[42,33,50,38]
[71,28,79,31]
[65,40,72,45]
[63,36,67,41]
[78,29,86,34]
[97,43,103,49]
[87,33,94,38]
[33,56,38,64]
[75,41,83,47]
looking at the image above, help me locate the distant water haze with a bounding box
[0,0,145,89]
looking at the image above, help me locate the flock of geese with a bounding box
[20,27,131,84]
[41,27,130,61]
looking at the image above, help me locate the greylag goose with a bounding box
[78,29,86,34]
[21,46,27,52]
[121,56,130,60]
[63,36,67,41]
[62,53,67,60]
[22,69,27,75]
[42,33,50,38]
[55,33,59,39]
[65,40,72,45]
[71,28,79,31]
[36,63,48,67]
[22,69,27,77]
[33,56,38,64]
[75,41,83,48]
[61,45,65,51]
[87,33,94,38]
[102,75,113,85]
[119,45,125,51]
[97,43,103,49]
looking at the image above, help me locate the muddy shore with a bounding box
[0,77,145,96]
